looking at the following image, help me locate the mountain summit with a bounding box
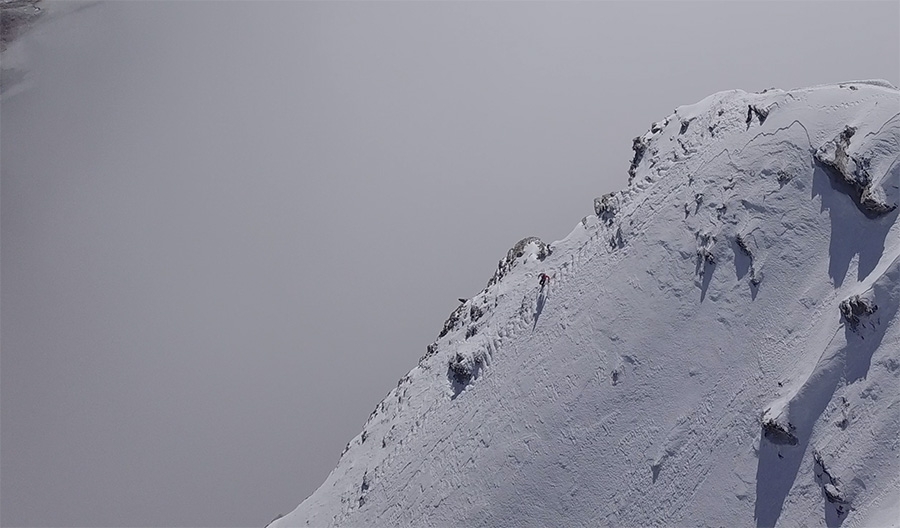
[271,82,900,528]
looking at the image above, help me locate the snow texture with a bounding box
[270,82,900,528]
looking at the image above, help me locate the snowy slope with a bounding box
[271,81,900,528]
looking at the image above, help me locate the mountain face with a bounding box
[272,82,900,528]
[0,0,43,97]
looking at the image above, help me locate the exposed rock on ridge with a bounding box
[815,124,899,217]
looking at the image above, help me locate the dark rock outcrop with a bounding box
[762,417,798,446]
[594,192,620,225]
[839,295,877,331]
[485,237,550,289]
[628,135,649,182]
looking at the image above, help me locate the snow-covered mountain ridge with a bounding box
[272,81,900,528]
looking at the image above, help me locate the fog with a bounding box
[2,2,897,526]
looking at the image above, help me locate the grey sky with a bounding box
[1,1,897,527]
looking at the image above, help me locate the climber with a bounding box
[539,273,551,289]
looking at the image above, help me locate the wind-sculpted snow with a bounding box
[270,82,900,528]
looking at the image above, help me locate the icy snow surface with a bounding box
[271,82,900,528]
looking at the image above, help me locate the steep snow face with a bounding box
[271,82,900,528]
